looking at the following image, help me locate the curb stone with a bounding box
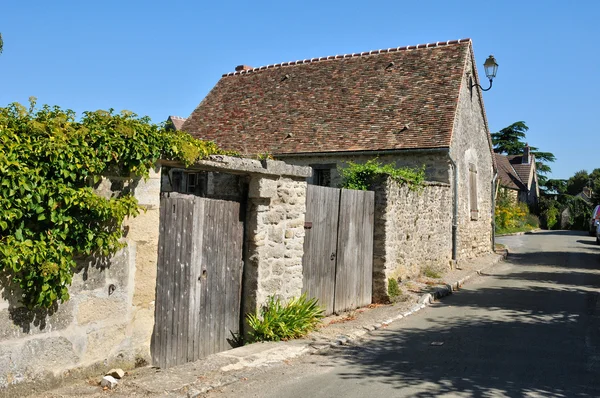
[496,228,541,237]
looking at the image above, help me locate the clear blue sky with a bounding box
[1,1,598,180]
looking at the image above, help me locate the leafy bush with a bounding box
[339,159,425,191]
[387,278,401,298]
[0,99,230,308]
[539,197,559,229]
[495,190,538,234]
[566,196,593,231]
[246,294,324,342]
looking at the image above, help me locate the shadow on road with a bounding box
[577,239,600,246]
[529,230,588,236]
[310,237,600,397]
[506,251,600,269]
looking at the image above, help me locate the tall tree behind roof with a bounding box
[492,121,556,186]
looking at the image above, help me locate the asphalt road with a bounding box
[208,231,600,397]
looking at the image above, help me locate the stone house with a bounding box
[172,38,496,261]
[494,146,539,207]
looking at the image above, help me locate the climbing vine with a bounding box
[339,159,425,191]
[0,99,229,308]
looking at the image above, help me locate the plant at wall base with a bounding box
[339,159,425,191]
[0,99,228,308]
[422,266,442,279]
[494,190,539,235]
[246,294,324,342]
[387,278,401,298]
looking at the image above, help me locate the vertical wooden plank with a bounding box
[216,200,228,353]
[302,186,339,316]
[189,198,203,362]
[362,191,375,307]
[196,199,209,361]
[151,195,168,367]
[200,200,214,357]
[335,189,361,313]
[167,198,180,366]
[165,197,177,368]
[163,198,175,368]
[231,203,244,348]
[178,198,193,365]
[223,201,235,351]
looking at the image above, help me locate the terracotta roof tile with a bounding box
[494,153,526,191]
[167,116,187,131]
[508,155,535,187]
[182,39,472,155]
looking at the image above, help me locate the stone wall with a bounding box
[450,47,495,259]
[0,167,161,392]
[280,151,451,187]
[372,177,452,302]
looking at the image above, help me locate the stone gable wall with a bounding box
[372,178,452,302]
[450,48,494,259]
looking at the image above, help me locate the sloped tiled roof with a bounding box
[181,39,472,155]
[494,153,526,191]
[167,116,187,131]
[508,155,535,188]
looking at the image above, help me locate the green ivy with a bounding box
[339,159,425,191]
[0,99,229,308]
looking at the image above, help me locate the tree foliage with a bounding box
[566,170,590,196]
[0,33,3,54]
[491,121,556,186]
[0,99,229,308]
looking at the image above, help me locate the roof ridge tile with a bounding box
[222,38,471,77]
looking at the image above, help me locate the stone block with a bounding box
[101,375,119,389]
[0,336,80,384]
[133,174,161,208]
[267,225,284,244]
[0,301,75,340]
[77,297,129,325]
[106,368,125,379]
[83,324,128,363]
[249,177,278,199]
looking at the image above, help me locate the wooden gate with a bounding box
[302,186,374,315]
[151,195,244,369]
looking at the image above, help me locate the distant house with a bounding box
[171,38,496,258]
[494,145,539,206]
[576,187,593,204]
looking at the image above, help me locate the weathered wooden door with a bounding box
[151,195,244,369]
[302,186,374,315]
[302,186,340,315]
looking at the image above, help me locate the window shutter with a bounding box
[469,163,479,220]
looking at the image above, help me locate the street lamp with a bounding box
[471,55,498,92]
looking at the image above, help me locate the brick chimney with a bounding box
[235,65,253,72]
[522,144,530,164]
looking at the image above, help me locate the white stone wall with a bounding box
[0,168,161,391]
[243,176,307,318]
[372,178,452,302]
